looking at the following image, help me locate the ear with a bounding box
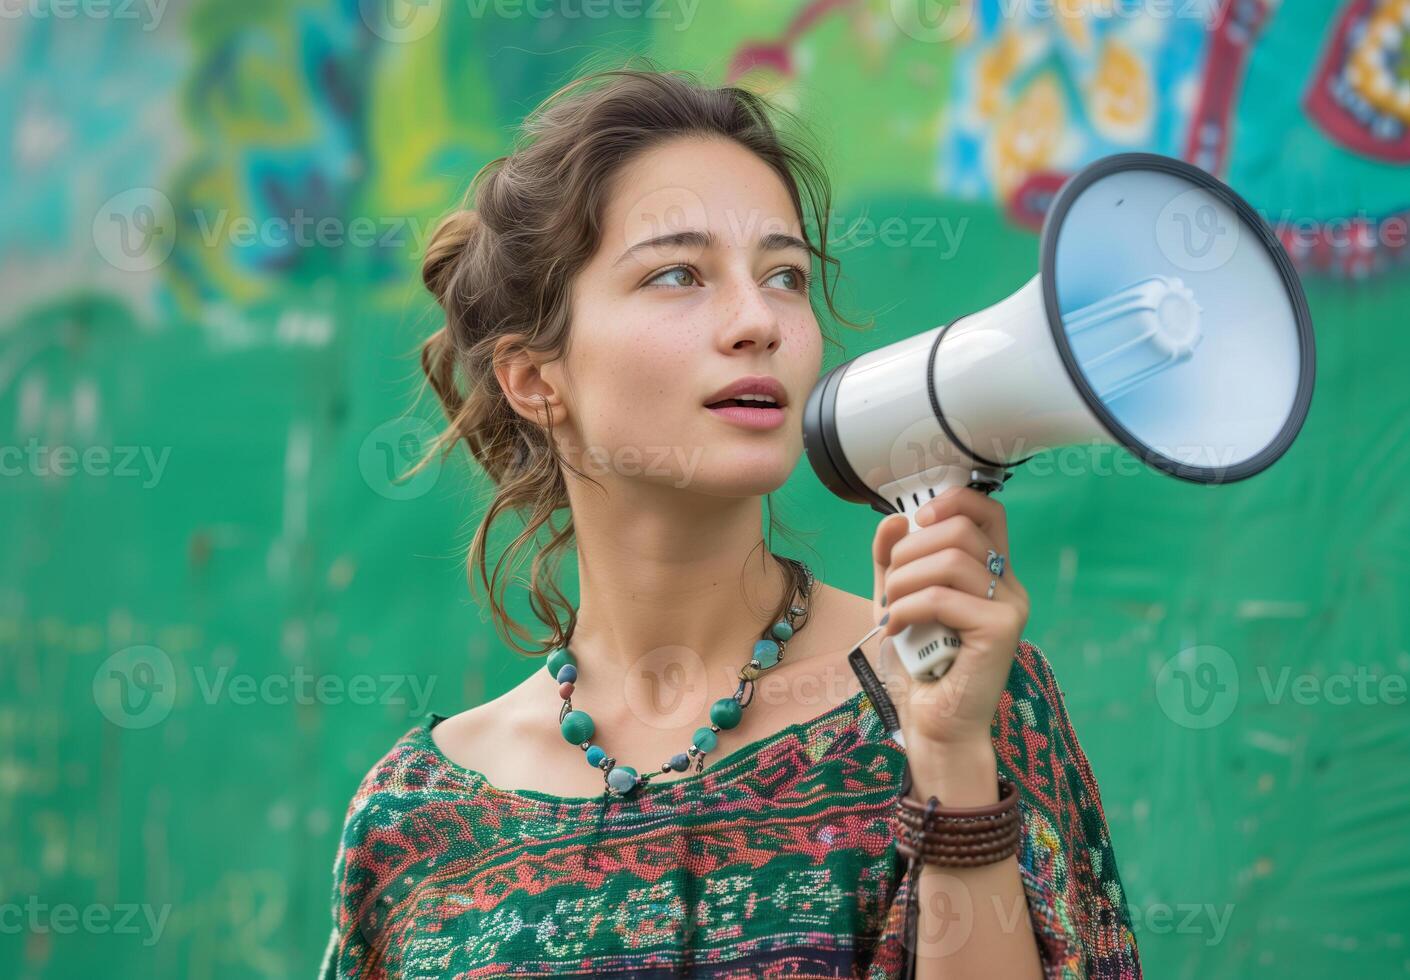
[492,334,566,428]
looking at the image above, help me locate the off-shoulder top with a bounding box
[318,640,1142,979]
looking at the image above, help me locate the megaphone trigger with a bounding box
[966,467,1015,496]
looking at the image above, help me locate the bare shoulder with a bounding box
[780,579,883,702]
[428,669,621,798]
[430,676,542,770]
[810,579,876,632]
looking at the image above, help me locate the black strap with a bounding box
[849,644,919,977]
[847,646,912,798]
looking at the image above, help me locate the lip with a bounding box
[705,403,788,430]
[702,375,789,408]
[702,375,789,432]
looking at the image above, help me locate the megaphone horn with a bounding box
[803,152,1316,681]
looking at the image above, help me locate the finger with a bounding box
[880,583,1026,637]
[872,513,910,612]
[886,512,994,575]
[916,486,1010,558]
[875,634,912,703]
[882,547,1007,606]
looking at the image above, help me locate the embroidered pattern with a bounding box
[319,640,1142,978]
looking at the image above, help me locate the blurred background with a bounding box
[3,0,1408,977]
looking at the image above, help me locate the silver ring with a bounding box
[986,549,1006,578]
[986,577,998,600]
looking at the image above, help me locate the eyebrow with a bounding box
[613,228,811,267]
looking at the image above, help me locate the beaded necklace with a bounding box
[547,555,816,798]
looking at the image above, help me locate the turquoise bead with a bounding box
[693,727,718,753]
[560,709,594,745]
[754,639,780,668]
[770,620,794,641]
[585,745,605,767]
[606,766,638,794]
[710,697,742,730]
[546,647,576,679]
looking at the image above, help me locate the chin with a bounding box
[637,427,799,496]
[684,457,796,499]
[689,477,791,500]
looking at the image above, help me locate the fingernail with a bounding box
[879,613,889,626]
[880,593,887,607]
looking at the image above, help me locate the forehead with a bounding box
[601,135,803,252]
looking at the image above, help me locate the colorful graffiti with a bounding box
[926,0,1410,276]
[940,0,1216,200]
[1305,0,1410,163]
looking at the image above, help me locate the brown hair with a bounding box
[412,60,867,659]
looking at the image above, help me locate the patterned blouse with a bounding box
[318,640,1142,978]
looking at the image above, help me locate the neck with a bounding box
[562,476,796,724]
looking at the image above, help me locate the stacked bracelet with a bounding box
[893,777,1021,867]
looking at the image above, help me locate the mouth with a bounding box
[703,395,787,430]
[702,375,789,430]
[703,395,783,410]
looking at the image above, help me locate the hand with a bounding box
[871,486,1031,754]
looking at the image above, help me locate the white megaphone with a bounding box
[803,153,1316,681]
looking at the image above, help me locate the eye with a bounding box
[645,265,700,289]
[765,265,811,292]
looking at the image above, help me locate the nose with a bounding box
[716,275,782,354]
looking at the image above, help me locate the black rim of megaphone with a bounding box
[1038,152,1317,485]
[803,359,891,512]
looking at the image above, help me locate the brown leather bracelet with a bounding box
[898,827,1020,852]
[895,842,1019,866]
[896,834,1021,862]
[893,777,1021,867]
[895,828,1020,865]
[897,776,1018,818]
[895,824,1019,846]
[895,825,1018,849]
[895,806,1021,829]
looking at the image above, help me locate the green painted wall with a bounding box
[2,1,1407,977]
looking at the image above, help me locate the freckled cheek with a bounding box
[580,330,699,430]
[629,311,711,366]
[781,313,822,354]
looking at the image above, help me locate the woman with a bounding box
[320,65,1142,979]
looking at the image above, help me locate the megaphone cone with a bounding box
[803,153,1316,681]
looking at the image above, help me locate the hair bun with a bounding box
[421,208,481,304]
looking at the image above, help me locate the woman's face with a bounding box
[553,134,825,499]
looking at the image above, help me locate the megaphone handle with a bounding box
[889,500,966,682]
[880,464,1012,682]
